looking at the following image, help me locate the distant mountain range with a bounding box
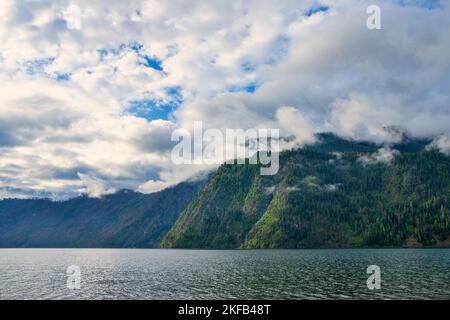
[0,181,205,247]
[1,134,449,248]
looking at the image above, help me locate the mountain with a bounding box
[0,180,205,248]
[2,134,449,249]
[162,134,450,248]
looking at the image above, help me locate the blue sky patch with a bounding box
[128,99,173,120]
[21,58,70,82]
[23,57,55,75]
[127,87,182,121]
[142,56,163,71]
[54,73,70,81]
[227,82,258,94]
[244,83,257,93]
[395,0,444,10]
[98,42,165,72]
[241,62,256,73]
[265,35,290,65]
[305,4,329,17]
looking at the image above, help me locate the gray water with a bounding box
[0,249,449,300]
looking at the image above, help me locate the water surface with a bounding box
[0,249,449,299]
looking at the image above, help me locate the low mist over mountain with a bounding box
[1,134,449,249]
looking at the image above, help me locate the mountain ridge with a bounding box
[162,134,450,249]
[1,133,449,249]
[0,180,205,248]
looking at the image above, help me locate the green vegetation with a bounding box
[163,135,450,248]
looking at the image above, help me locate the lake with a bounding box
[0,248,449,299]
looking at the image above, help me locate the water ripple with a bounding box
[0,248,449,300]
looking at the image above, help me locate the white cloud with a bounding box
[276,106,316,147]
[0,0,449,198]
[77,173,115,198]
[323,184,342,192]
[137,179,170,194]
[427,135,450,155]
[359,147,400,165]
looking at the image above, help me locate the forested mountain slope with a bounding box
[162,135,450,248]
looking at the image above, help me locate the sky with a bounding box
[0,0,449,199]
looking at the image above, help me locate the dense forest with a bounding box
[162,134,450,248]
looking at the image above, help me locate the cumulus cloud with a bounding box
[0,0,449,198]
[77,173,115,198]
[276,106,316,147]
